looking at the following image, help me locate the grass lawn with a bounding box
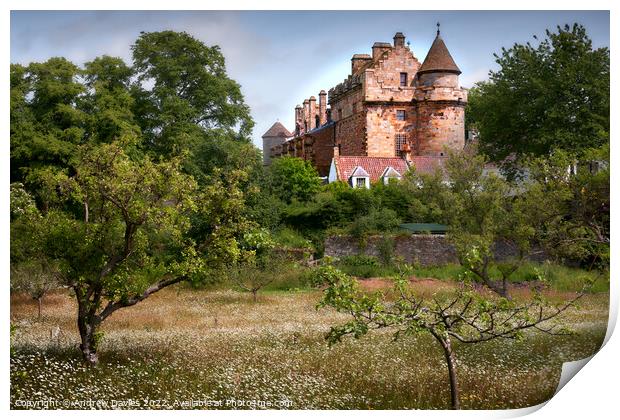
[10,279,609,410]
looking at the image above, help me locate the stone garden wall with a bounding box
[324,234,547,267]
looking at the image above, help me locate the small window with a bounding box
[396,110,406,121]
[395,133,407,152]
[400,72,408,87]
[355,178,366,188]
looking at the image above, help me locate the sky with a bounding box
[10,10,610,150]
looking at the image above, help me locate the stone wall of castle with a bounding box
[267,31,468,169]
[335,112,366,156]
[306,124,336,177]
[365,103,417,157]
[363,45,420,102]
[415,102,465,156]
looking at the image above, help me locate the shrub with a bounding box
[377,236,396,267]
[273,227,313,250]
[348,208,401,246]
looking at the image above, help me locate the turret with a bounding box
[414,24,467,156]
[262,122,292,165]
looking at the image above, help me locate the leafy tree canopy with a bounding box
[467,23,609,165]
[131,31,254,157]
[266,157,322,204]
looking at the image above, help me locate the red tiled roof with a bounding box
[334,157,410,182]
[408,156,447,175]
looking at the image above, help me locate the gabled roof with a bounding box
[262,122,292,138]
[333,157,410,182]
[418,33,461,75]
[381,166,402,178]
[350,166,370,178]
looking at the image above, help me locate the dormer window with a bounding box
[381,166,402,185]
[350,166,370,189]
[400,72,408,87]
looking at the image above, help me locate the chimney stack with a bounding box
[372,42,392,60]
[303,99,310,133]
[393,32,405,47]
[351,54,372,74]
[294,105,302,135]
[309,96,317,130]
[333,143,340,158]
[318,90,327,126]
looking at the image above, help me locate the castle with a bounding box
[262,27,468,186]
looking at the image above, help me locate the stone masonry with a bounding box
[324,234,549,267]
[264,28,468,176]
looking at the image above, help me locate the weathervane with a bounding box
[437,22,441,36]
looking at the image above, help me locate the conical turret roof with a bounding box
[418,31,461,75]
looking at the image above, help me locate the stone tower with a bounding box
[262,122,292,165]
[414,27,468,156]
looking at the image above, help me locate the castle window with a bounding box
[400,72,408,87]
[395,133,407,153]
[315,115,320,128]
[396,110,406,121]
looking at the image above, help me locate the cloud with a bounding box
[11,10,610,149]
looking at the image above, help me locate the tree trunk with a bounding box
[434,333,461,409]
[252,290,258,303]
[37,297,42,320]
[78,320,99,366]
[485,278,511,300]
[77,300,100,366]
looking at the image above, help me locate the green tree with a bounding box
[227,228,278,302]
[10,260,60,320]
[403,149,536,298]
[467,23,609,166]
[317,266,584,409]
[131,30,254,158]
[521,146,609,269]
[267,157,322,203]
[14,140,251,365]
[81,55,141,145]
[10,58,87,205]
[12,32,260,197]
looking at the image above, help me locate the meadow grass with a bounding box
[10,281,609,410]
[336,257,608,293]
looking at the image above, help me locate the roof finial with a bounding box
[436,22,441,37]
